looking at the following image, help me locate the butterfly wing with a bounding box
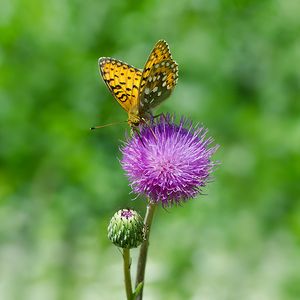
[139,40,173,92]
[99,57,142,113]
[138,40,178,116]
[139,59,178,115]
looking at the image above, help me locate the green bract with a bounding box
[108,209,144,249]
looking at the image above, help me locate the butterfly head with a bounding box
[128,113,141,127]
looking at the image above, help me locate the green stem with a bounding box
[123,248,133,300]
[135,202,157,300]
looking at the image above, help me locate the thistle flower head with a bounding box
[108,209,144,249]
[121,114,219,207]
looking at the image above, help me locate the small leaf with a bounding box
[132,282,144,299]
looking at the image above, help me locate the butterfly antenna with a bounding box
[90,120,127,130]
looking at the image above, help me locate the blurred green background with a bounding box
[1,0,300,299]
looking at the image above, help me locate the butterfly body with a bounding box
[99,40,178,127]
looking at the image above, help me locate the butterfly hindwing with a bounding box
[139,59,178,114]
[99,57,142,113]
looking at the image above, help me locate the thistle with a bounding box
[121,114,219,206]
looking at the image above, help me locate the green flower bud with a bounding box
[108,209,144,249]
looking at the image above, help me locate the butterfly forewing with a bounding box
[99,57,142,113]
[139,59,178,114]
[139,40,173,92]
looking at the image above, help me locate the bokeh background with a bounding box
[1,0,300,299]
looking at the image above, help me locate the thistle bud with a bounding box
[108,209,144,249]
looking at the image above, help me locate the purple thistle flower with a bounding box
[121,114,219,207]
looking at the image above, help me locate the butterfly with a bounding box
[98,40,178,127]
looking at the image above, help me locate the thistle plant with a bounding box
[108,209,145,300]
[107,114,219,300]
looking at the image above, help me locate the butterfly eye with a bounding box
[129,119,140,127]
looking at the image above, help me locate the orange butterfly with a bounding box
[98,40,178,127]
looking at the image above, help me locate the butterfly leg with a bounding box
[152,112,170,123]
[131,126,147,147]
[149,126,158,141]
[141,117,158,141]
[152,112,163,119]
